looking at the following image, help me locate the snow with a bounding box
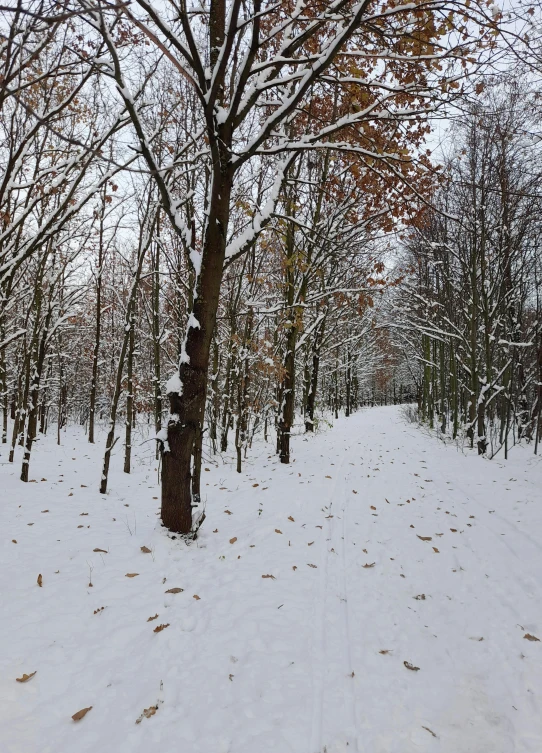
[1,406,542,752]
[165,373,182,395]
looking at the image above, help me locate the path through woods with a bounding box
[1,407,541,753]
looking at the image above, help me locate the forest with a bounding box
[1,1,542,751]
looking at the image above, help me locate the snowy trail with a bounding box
[1,406,542,753]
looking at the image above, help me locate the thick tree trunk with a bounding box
[161,171,232,534]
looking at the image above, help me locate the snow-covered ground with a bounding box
[1,406,541,753]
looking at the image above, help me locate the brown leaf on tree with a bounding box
[72,707,92,721]
[140,546,151,553]
[262,574,276,579]
[524,633,540,642]
[37,574,42,587]
[125,573,139,578]
[93,548,107,553]
[147,614,159,622]
[16,671,37,683]
[363,562,376,568]
[417,535,432,541]
[404,661,420,671]
[153,623,170,633]
[165,587,183,594]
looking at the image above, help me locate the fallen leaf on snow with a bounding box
[292,566,297,571]
[72,707,92,722]
[147,614,159,622]
[288,516,295,522]
[135,705,158,724]
[252,483,259,487]
[165,587,183,594]
[422,726,438,738]
[140,546,151,553]
[37,574,42,587]
[432,547,440,553]
[93,548,107,553]
[224,510,232,515]
[379,650,392,655]
[12,540,17,543]
[153,623,170,633]
[307,564,317,568]
[125,573,139,578]
[193,594,200,600]
[413,594,426,600]
[93,607,105,614]
[404,661,420,671]
[363,562,376,568]
[275,529,283,534]
[325,475,332,479]
[16,671,36,683]
[262,574,276,579]
[417,535,432,541]
[308,541,314,546]
[229,537,237,544]
[524,633,540,642]
[370,505,376,510]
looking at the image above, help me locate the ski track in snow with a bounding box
[1,406,541,753]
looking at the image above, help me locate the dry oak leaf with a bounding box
[288,516,295,522]
[125,573,139,578]
[262,574,276,579]
[193,594,201,600]
[417,535,432,542]
[363,562,376,569]
[524,633,540,642]
[140,546,151,554]
[153,623,170,633]
[72,707,92,722]
[93,548,107,553]
[404,661,420,671]
[147,614,159,622]
[229,537,237,545]
[16,671,36,683]
[165,587,183,594]
[37,574,42,587]
[275,529,283,534]
[432,547,440,553]
[136,705,158,724]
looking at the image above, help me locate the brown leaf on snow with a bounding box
[363,562,376,568]
[275,529,283,534]
[193,594,201,600]
[262,574,276,579]
[147,614,159,622]
[213,529,218,533]
[307,564,317,568]
[93,548,107,553]
[153,623,170,633]
[417,535,432,541]
[450,529,457,533]
[135,705,158,724]
[125,573,139,578]
[414,594,426,600]
[370,505,376,510]
[524,633,540,642]
[165,587,183,594]
[288,516,295,522]
[422,726,438,738]
[16,671,37,683]
[229,537,237,544]
[325,475,332,479]
[432,547,440,553]
[72,707,92,722]
[352,490,358,494]
[379,650,392,655]
[404,661,420,671]
[308,541,314,546]
[12,540,17,543]
[41,510,49,513]
[140,546,151,553]
[252,483,259,487]
[37,574,42,587]
[292,566,297,571]
[224,510,232,515]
